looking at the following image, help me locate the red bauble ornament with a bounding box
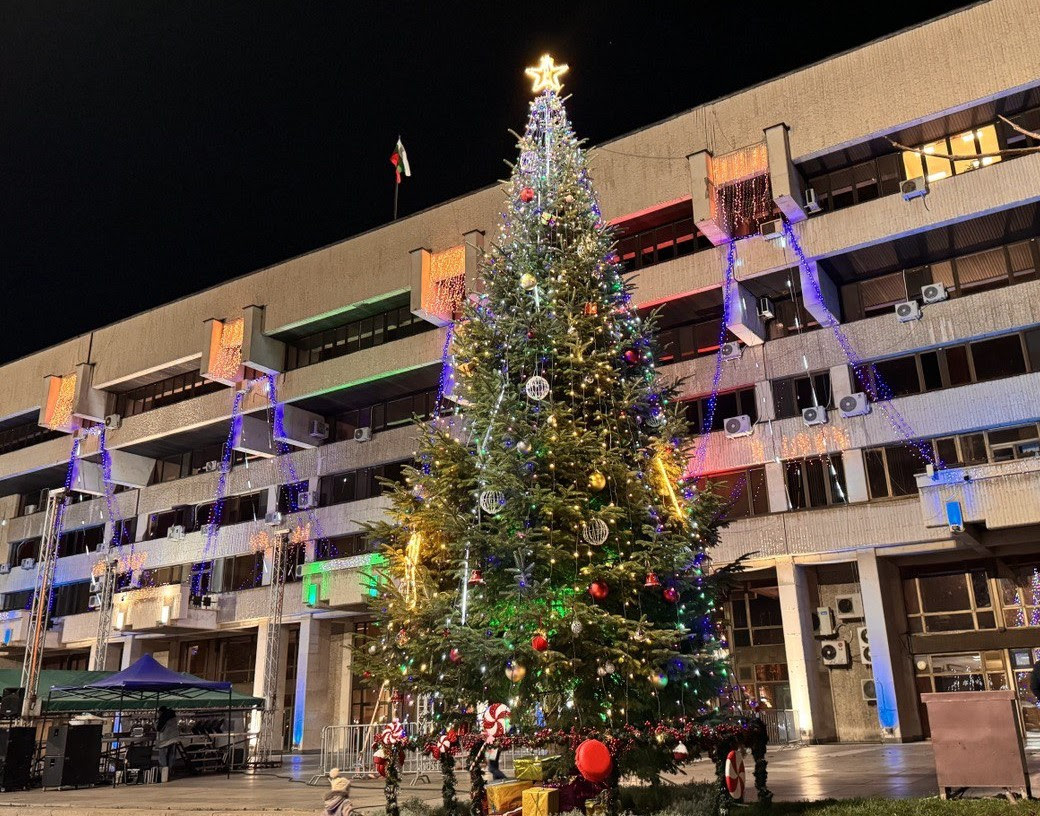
[663,586,680,603]
[623,349,639,364]
[468,569,485,586]
[531,634,549,652]
[589,580,609,601]
[527,330,536,339]
[449,647,462,663]
[575,738,613,784]
[673,741,690,763]
[644,572,661,588]
[520,187,535,203]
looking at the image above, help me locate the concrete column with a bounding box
[829,365,854,407]
[119,636,144,669]
[764,123,807,224]
[689,150,730,246]
[292,616,331,751]
[842,449,870,504]
[729,282,767,347]
[799,261,840,328]
[856,549,923,742]
[764,460,789,514]
[776,559,834,742]
[463,229,485,298]
[754,380,775,423]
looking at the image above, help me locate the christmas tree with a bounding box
[362,57,737,785]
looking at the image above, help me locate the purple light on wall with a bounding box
[782,220,939,468]
[689,240,737,479]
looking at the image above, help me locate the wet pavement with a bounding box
[0,742,1037,813]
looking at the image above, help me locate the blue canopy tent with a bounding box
[47,655,257,778]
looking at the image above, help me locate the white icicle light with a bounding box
[582,518,609,546]
[525,375,550,401]
[479,489,507,515]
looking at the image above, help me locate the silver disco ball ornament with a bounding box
[570,618,583,635]
[525,375,550,401]
[479,489,507,516]
[581,518,610,546]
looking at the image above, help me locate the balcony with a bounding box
[916,457,1040,530]
[298,552,382,611]
[0,609,64,650]
[111,583,219,634]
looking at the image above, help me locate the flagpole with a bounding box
[393,179,399,221]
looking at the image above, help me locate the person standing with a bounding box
[155,706,180,778]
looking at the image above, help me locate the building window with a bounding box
[998,565,1040,628]
[805,153,903,214]
[729,589,784,647]
[51,581,91,617]
[333,388,438,441]
[903,568,995,633]
[277,481,310,514]
[0,419,62,457]
[2,588,34,612]
[864,445,925,499]
[284,301,435,371]
[316,533,374,561]
[111,369,224,419]
[58,525,107,558]
[902,125,1001,184]
[736,663,793,711]
[317,460,410,508]
[695,467,768,520]
[7,537,41,568]
[613,203,709,272]
[137,564,184,589]
[683,387,758,433]
[853,328,1039,402]
[350,620,388,724]
[784,454,846,509]
[772,371,832,420]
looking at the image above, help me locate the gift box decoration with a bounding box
[585,797,608,816]
[515,754,562,781]
[522,786,560,816]
[487,779,532,814]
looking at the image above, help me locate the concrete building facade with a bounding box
[1,0,1039,749]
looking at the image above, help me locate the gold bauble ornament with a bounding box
[505,661,527,683]
[520,273,538,291]
[588,471,606,491]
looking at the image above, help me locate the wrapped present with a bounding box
[515,754,562,782]
[556,777,605,814]
[487,780,532,814]
[522,786,559,816]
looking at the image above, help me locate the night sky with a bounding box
[0,1,976,365]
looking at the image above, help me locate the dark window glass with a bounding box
[874,356,921,398]
[785,455,845,509]
[277,482,309,514]
[945,346,972,386]
[865,449,889,499]
[970,335,1027,382]
[885,446,921,496]
[920,351,942,391]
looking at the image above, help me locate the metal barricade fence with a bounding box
[320,723,437,782]
[758,709,799,744]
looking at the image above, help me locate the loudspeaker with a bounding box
[0,727,34,791]
[0,688,24,718]
[43,723,102,788]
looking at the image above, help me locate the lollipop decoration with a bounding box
[433,733,453,759]
[380,718,406,746]
[482,703,511,740]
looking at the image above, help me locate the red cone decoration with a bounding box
[468,569,485,586]
[531,633,549,652]
[644,572,661,588]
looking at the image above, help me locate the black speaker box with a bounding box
[0,726,34,791]
[42,723,101,788]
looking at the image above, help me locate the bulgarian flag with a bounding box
[391,137,411,184]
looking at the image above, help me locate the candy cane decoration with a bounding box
[433,733,452,759]
[481,703,511,740]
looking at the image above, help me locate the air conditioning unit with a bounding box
[901,177,928,201]
[758,297,775,320]
[835,593,864,621]
[23,505,37,516]
[921,282,948,304]
[104,413,122,431]
[802,406,828,426]
[265,511,284,527]
[815,606,837,636]
[201,523,219,537]
[199,595,216,609]
[0,564,9,576]
[354,426,372,443]
[297,490,318,510]
[760,218,784,240]
[820,639,850,667]
[168,525,186,540]
[857,627,871,665]
[203,460,220,473]
[861,678,877,702]
[720,342,742,362]
[20,558,35,571]
[839,392,871,418]
[724,415,753,439]
[294,564,305,580]
[804,187,822,214]
[88,594,101,611]
[895,300,921,322]
[309,420,330,441]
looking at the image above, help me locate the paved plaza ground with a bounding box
[0,743,1037,815]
